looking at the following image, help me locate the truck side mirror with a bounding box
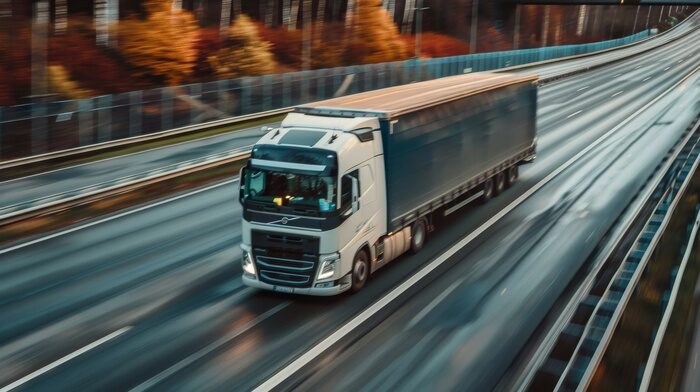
[239,167,248,202]
[351,176,359,213]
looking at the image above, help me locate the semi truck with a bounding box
[238,72,538,295]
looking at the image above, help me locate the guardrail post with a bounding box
[262,76,272,111]
[316,71,327,100]
[129,90,142,137]
[186,83,197,125]
[365,66,374,92]
[217,79,230,115]
[241,78,251,115]
[78,98,93,146]
[302,71,310,103]
[97,95,112,143]
[161,88,173,132]
[282,73,291,107]
[30,103,48,155]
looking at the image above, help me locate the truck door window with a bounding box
[341,170,360,212]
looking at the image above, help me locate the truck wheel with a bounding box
[495,172,506,195]
[351,249,369,293]
[506,166,518,187]
[482,178,494,203]
[411,218,428,254]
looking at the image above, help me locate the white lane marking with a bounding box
[611,91,624,97]
[614,73,623,78]
[407,277,466,329]
[0,179,238,255]
[0,327,131,392]
[576,86,590,92]
[664,66,671,71]
[634,65,643,70]
[130,300,287,392]
[643,76,652,82]
[566,110,583,119]
[253,67,699,392]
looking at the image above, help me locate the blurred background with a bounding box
[1,0,688,105]
[0,1,692,160]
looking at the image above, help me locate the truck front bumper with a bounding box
[242,275,350,296]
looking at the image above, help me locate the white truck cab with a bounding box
[240,111,388,295]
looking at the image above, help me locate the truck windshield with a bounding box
[243,169,338,212]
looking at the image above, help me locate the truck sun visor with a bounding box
[251,159,326,174]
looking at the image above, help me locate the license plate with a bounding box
[272,285,294,293]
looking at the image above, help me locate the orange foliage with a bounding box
[257,24,303,69]
[207,15,278,79]
[345,0,409,64]
[48,21,137,95]
[401,32,471,58]
[118,0,199,85]
[477,25,511,53]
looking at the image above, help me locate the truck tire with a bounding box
[506,165,518,187]
[495,172,506,195]
[411,218,428,254]
[481,177,494,203]
[351,249,370,293]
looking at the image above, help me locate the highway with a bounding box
[1,14,700,392]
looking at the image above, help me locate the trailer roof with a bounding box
[295,72,537,119]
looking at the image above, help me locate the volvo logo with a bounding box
[270,215,301,225]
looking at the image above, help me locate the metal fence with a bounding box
[0,30,651,161]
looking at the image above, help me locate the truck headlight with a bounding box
[242,249,256,277]
[317,253,340,281]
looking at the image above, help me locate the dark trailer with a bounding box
[296,72,538,232]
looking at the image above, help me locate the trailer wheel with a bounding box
[411,218,428,254]
[495,172,506,195]
[506,166,518,187]
[481,177,494,203]
[351,249,370,293]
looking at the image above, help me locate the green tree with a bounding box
[207,15,278,79]
[118,0,199,85]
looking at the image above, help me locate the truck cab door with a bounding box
[339,170,364,256]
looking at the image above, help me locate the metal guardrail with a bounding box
[0,147,251,227]
[638,207,700,391]
[0,108,284,172]
[521,113,700,392]
[0,30,653,162]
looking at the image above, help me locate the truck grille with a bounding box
[252,230,320,288]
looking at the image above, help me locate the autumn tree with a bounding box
[345,0,409,64]
[48,65,95,99]
[207,14,278,79]
[118,0,198,85]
